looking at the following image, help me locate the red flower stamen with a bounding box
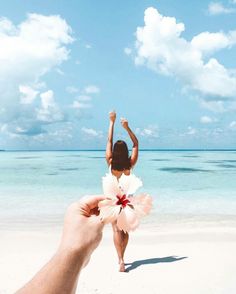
[116,195,130,208]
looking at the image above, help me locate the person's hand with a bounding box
[58,195,105,267]
[109,111,116,123]
[121,117,129,130]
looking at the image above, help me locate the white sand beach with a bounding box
[1,223,236,294]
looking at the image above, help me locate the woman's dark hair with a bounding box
[111,140,131,171]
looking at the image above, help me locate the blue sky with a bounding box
[0,0,236,150]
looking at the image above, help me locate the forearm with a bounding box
[107,121,114,143]
[126,127,138,147]
[16,249,85,294]
[106,121,114,156]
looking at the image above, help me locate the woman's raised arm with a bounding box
[106,111,116,166]
[121,118,139,167]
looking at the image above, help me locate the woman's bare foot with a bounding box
[119,261,125,272]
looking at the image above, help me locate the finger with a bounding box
[80,195,106,211]
[90,207,99,216]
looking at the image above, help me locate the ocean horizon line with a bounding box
[1,148,236,152]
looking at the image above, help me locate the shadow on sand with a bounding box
[125,256,188,272]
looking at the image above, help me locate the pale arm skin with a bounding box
[121,118,139,167]
[106,111,116,166]
[16,195,105,294]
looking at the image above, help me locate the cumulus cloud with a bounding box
[55,68,65,75]
[229,121,236,130]
[19,85,39,104]
[200,116,216,123]
[81,127,103,138]
[1,116,52,137]
[66,86,79,94]
[178,126,198,138]
[84,85,100,94]
[186,126,197,135]
[69,85,100,114]
[36,90,64,123]
[191,31,236,55]
[208,2,235,15]
[40,90,54,109]
[136,125,159,138]
[134,7,236,111]
[200,99,226,112]
[12,125,47,136]
[0,13,73,137]
[0,14,73,87]
[72,101,92,109]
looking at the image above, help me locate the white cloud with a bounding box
[40,90,54,109]
[66,86,79,94]
[85,44,92,49]
[72,101,92,109]
[0,14,73,85]
[187,126,197,135]
[19,85,39,104]
[191,31,236,55]
[200,116,215,123]
[136,125,159,138]
[37,90,64,123]
[124,47,132,55]
[81,127,103,138]
[84,85,100,94]
[134,7,236,111]
[229,121,236,130]
[208,2,235,15]
[55,68,65,75]
[0,13,73,136]
[76,95,91,101]
[1,123,47,137]
[0,123,8,133]
[200,99,226,112]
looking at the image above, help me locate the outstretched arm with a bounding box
[106,111,116,166]
[121,118,139,167]
[16,195,105,294]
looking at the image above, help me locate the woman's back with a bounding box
[111,168,131,180]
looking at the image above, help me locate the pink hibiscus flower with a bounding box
[98,173,152,232]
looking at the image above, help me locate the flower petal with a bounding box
[118,174,142,195]
[117,206,139,233]
[102,173,121,197]
[98,199,121,223]
[129,193,153,217]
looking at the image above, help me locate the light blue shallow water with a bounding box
[0,150,236,227]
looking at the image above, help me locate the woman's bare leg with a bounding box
[112,222,129,272]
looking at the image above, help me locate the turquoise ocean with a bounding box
[0,150,236,229]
